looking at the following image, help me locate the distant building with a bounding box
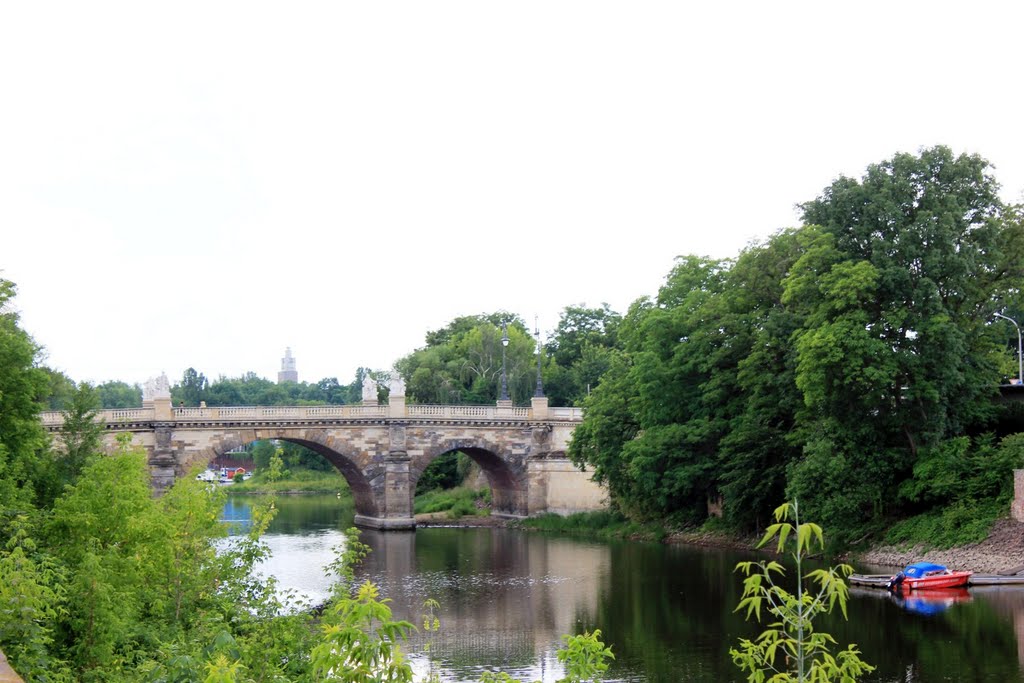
[278,347,298,383]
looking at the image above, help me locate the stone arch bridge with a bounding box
[40,396,605,530]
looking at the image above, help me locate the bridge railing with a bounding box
[548,406,583,421]
[406,405,531,420]
[38,403,582,426]
[174,405,390,420]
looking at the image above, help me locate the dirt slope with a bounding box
[857,518,1024,574]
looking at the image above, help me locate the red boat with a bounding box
[888,562,972,591]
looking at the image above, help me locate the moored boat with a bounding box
[196,469,218,483]
[888,562,972,591]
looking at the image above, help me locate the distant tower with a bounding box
[278,347,298,383]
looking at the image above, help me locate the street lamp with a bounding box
[500,322,510,401]
[994,312,1023,384]
[534,317,545,398]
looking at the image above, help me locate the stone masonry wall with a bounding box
[97,418,606,527]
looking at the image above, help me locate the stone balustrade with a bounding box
[38,402,581,428]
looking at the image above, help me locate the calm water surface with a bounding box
[226,494,1024,682]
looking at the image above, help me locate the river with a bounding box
[224,494,1024,682]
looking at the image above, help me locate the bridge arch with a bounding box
[412,438,528,518]
[188,430,380,519]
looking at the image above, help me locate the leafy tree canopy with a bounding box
[0,278,50,524]
[570,147,1024,537]
[398,313,540,405]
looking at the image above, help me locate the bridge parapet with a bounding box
[39,403,583,428]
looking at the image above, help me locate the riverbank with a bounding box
[228,470,349,494]
[229,475,1024,574]
[415,512,506,526]
[431,510,1024,576]
[855,517,1024,573]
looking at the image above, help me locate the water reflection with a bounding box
[224,495,1024,682]
[360,528,610,679]
[893,588,973,617]
[223,494,357,606]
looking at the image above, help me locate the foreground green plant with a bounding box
[731,501,874,682]
[311,581,416,683]
[556,630,615,682]
[480,630,613,683]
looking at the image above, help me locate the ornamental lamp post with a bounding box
[500,322,510,402]
[994,312,1023,385]
[534,316,545,398]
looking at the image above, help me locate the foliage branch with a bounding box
[731,501,874,682]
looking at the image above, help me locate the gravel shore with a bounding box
[855,517,1024,574]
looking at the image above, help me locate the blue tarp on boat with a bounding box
[904,562,948,578]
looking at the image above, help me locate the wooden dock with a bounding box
[849,574,893,588]
[850,572,1024,589]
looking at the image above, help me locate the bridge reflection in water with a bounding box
[359,527,609,678]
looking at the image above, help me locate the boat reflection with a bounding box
[890,587,972,616]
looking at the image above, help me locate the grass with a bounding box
[517,509,670,542]
[883,498,1005,550]
[414,486,490,519]
[229,469,352,495]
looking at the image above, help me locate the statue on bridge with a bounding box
[361,373,379,402]
[387,367,405,397]
[143,372,171,401]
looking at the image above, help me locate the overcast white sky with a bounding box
[3,1,1023,387]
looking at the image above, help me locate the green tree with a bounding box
[544,304,621,406]
[316,376,347,404]
[52,383,104,497]
[95,380,142,408]
[150,472,229,628]
[399,314,538,405]
[250,440,278,470]
[566,351,639,514]
[715,229,807,530]
[570,256,729,523]
[548,304,621,368]
[279,440,332,472]
[41,368,77,411]
[0,519,70,681]
[174,367,209,406]
[789,146,1024,535]
[0,277,51,528]
[45,435,158,676]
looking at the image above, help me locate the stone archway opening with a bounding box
[413,446,527,519]
[276,438,379,520]
[201,437,380,520]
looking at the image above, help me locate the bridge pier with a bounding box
[149,424,177,493]
[355,452,416,530]
[354,426,416,530]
